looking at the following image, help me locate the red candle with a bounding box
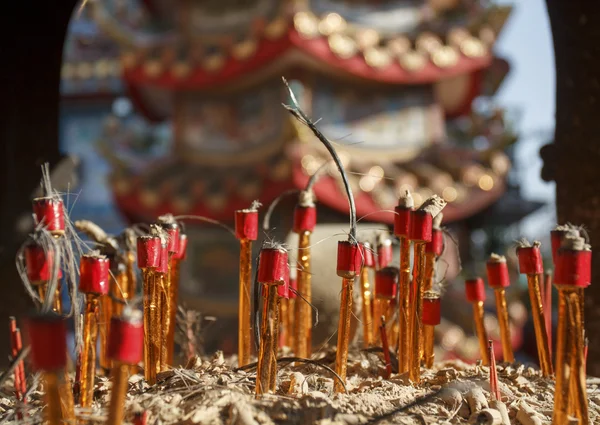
[336,241,363,279]
[235,209,259,241]
[79,254,110,295]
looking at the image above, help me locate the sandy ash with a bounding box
[4,348,600,424]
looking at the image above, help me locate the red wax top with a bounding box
[555,248,591,288]
[362,242,375,268]
[293,205,317,234]
[137,235,162,269]
[375,267,399,298]
[79,254,110,295]
[156,243,169,274]
[162,224,180,254]
[24,242,62,282]
[27,313,67,371]
[174,234,188,261]
[516,245,544,275]
[32,197,65,235]
[409,210,433,242]
[422,295,441,326]
[465,277,486,302]
[393,205,412,238]
[376,240,393,269]
[425,229,444,256]
[486,256,510,289]
[235,209,258,241]
[258,247,288,284]
[550,229,568,265]
[336,240,363,279]
[108,311,143,364]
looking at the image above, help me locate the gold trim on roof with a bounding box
[400,51,427,72]
[460,38,486,58]
[328,33,358,59]
[232,39,258,61]
[364,47,392,69]
[294,11,320,39]
[264,17,289,39]
[431,46,459,68]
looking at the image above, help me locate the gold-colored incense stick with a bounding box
[360,258,374,347]
[107,363,129,425]
[158,271,169,371]
[270,292,281,392]
[567,292,589,424]
[255,246,288,396]
[106,310,143,425]
[157,217,182,370]
[422,293,441,369]
[409,242,426,383]
[28,313,74,425]
[257,284,278,395]
[239,238,253,366]
[286,287,296,349]
[98,293,112,370]
[465,278,490,366]
[552,286,570,425]
[280,296,289,348]
[235,208,258,367]
[516,242,552,376]
[379,316,392,379]
[334,277,353,393]
[473,300,490,366]
[44,373,64,425]
[423,322,435,369]
[526,272,553,376]
[398,236,411,374]
[79,253,110,408]
[295,230,312,358]
[80,293,100,407]
[142,269,158,385]
[394,191,413,375]
[494,288,513,362]
[486,254,514,363]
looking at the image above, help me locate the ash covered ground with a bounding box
[4,348,600,424]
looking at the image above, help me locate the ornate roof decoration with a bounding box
[292,143,509,224]
[81,0,511,91]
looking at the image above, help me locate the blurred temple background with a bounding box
[59,0,555,364]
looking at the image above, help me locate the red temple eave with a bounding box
[120,28,495,91]
[291,162,506,225]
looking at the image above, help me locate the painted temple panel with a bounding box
[181,0,285,39]
[308,0,424,34]
[174,83,292,159]
[309,78,445,158]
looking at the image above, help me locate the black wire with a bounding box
[262,189,300,233]
[305,161,329,192]
[282,77,357,242]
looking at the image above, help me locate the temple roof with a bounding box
[105,126,510,225]
[116,13,496,89]
[87,0,510,90]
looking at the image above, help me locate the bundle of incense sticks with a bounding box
[292,190,317,359]
[255,244,290,396]
[79,252,110,407]
[408,195,446,383]
[235,205,259,367]
[552,227,590,425]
